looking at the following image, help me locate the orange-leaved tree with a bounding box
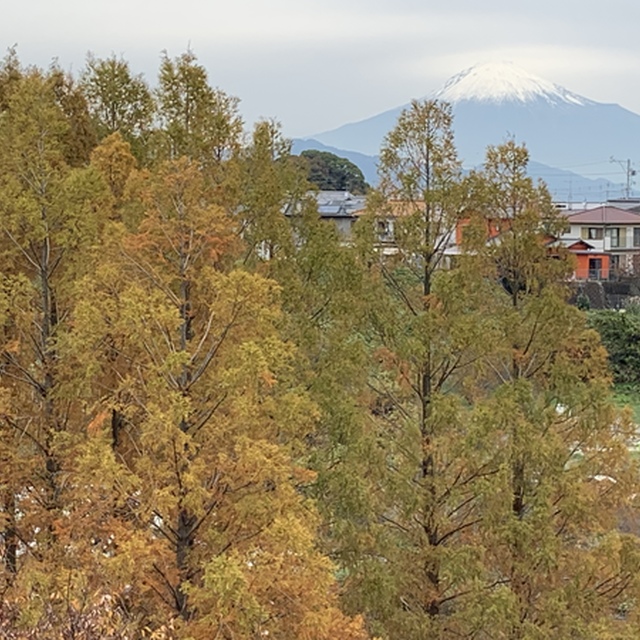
[0,58,118,625]
[71,156,368,638]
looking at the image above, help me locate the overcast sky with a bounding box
[4,0,640,138]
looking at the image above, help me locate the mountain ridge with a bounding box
[291,138,626,202]
[303,62,640,191]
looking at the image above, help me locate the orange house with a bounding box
[561,239,610,280]
[561,206,640,278]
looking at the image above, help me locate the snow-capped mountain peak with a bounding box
[434,62,591,106]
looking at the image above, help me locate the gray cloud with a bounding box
[4,0,640,137]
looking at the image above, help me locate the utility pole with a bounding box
[610,157,637,199]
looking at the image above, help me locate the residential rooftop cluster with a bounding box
[311,191,640,282]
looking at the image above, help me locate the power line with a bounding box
[610,157,637,199]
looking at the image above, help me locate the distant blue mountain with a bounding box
[302,62,640,200]
[525,161,628,203]
[291,141,626,203]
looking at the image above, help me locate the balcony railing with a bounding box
[574,268,627,281]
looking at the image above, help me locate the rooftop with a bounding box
[314,191,366,218]
[565,206,640,225]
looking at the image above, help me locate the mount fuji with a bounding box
[296,62,640,199]
[433,61,591,108]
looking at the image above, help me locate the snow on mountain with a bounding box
[433,62,592,107]
[304,62,640,187]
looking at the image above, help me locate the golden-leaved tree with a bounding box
[0,58,122,628]
[0,51,368,639]
[463,141,640,639]
[347,105,640,639]
[73,156,368,638]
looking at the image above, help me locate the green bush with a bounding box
[588,306,640,384]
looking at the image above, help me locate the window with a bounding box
[608,227,621,248]
[587,227,603,240]
[377,219,393,241]
[634,228,640,247]
[611,255,620,274]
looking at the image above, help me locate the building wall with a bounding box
[573,253,610,280]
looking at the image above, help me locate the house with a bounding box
[550,237,611,280]
[559,206,640,279]
[361,200,459,258]
[450,208,624,282]
[368,201,640,282]
[314,190,366,239]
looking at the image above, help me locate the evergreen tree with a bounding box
[300,149,369,194]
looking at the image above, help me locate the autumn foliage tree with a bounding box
[0,57,117,625]
[463,142,640,638]
[347,109,640,639]
[2,48,640,640]
[345,101,497,638]
[0,51,367,639]
[79,157,365,637]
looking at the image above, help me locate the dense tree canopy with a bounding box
[347,102,640,639]
[0,51,367,640]
[300,149,369,194]
[1,52,639,640]
[588,306,640,385]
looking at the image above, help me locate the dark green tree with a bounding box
[300,149,369,194]
[588,306,640,385]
